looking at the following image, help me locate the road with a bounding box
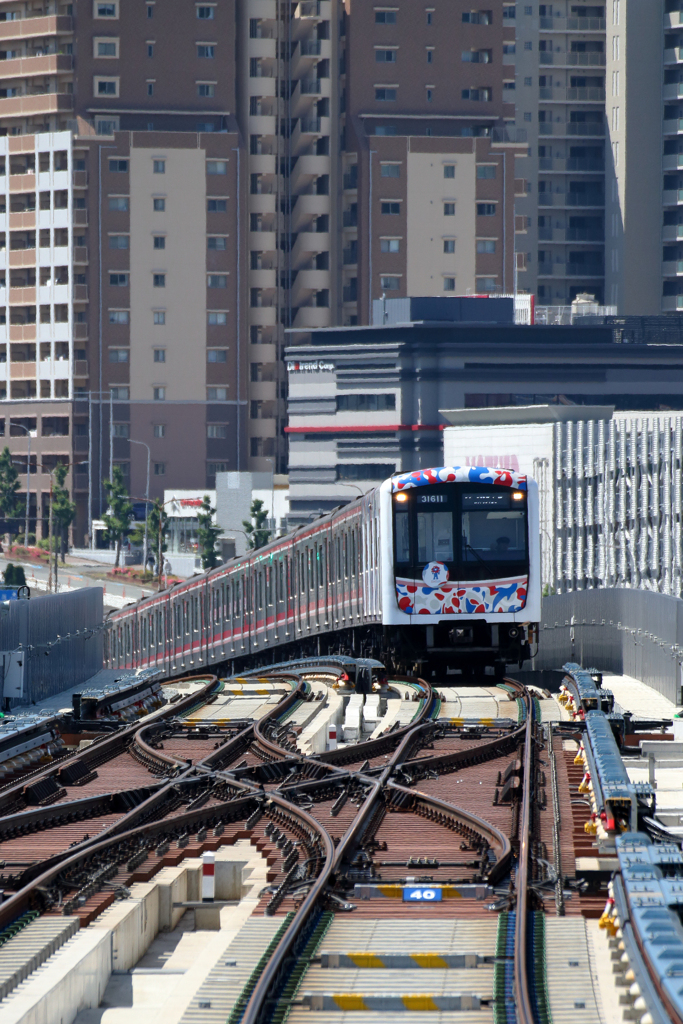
[0,554,152,609]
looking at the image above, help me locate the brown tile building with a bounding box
[0,0,526,544]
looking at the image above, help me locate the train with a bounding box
[105,465,541,679]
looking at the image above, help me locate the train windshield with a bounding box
[393,482,528,582]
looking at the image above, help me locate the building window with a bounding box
[208,462,228,476]
[96,2,118,17]
[96,39,118,57]
[207,199,227,212]
[380,163,400,177]
[380,275,400,289]
[153,235,165,249]
[109,234,129,249]
[477,239,496,253]
[147,43,154,57]
[443,239,455,253]
[109,195,128,210]
[375,87,397,101]
[426,89,433,102]
[147,81,155,96]
[153,274,166,287]
[375,9,397,23]
[197,122,215,132]
[153,197,166,211]
[113,423,129,437]
[375,49,397,62]
[207,349,227,362]
[207,160,227,174]
[337,463,396,480]
[444,165,455,178]
[154,349,165,362]
[337,393,395,411]
[477,164,497,179]
[109,273,129,286]
[208,311,227,325]
[153,310,166,324]
[108,348,129,362]
[95,77,119,96]
[198,83,216,97]
[154,462,165,476]
[380,238,400,253]
[380,202,401,215]
[153,159,165,173]
[207,236,227,250]
[443,277,455,291]
[196,5,215,18]
[110,386,129,399]
[477,277,498,290]
[444,202,455,216]
[153,387,166,400]
[109,159,128,172]
[427,48,433,62]
[109,309,129,323]
[207,424,227,438]
[477,203,496,216]
[208,274,227,288]
[426,9,433,24]
[523,112,532,121]
[462,88,492,102]
[198,44,215,58]
[154,424,165,437]
[524,40,532,49]
[207,387,227,400]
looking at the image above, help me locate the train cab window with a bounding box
[461,490,527,565]
[395,511,411,563]
[417,510,454,563]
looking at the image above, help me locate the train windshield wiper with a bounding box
[464,543,496,574]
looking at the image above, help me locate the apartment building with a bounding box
[0,0,247,543]
[341,0,525,321]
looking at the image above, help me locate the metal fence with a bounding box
[534,588,683,705]
[0,588,104,708]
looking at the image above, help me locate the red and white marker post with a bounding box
[202,851,215,902]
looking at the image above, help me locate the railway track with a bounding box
[0,664,548,1024]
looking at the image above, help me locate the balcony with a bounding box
[291,192,328,231]
[538,158,604,172]
[538,192,604,207]
[9,360,36,379]
[248,75,277,98]
[664,82,683,102]
[249,267,277,289]
[540,87,605,102]
[291,77,330,117]
[343,246,357,265]
[537,261,604,277]
[342,210,358,227]
[73,284,88,302]
[291,230,329,267]
[342,285,357,303]
[0,14,72,42]
[291,116,329,156]
[292,305,330,329]
[664,118,683,135]
[290,153,329,194]
[663,295,683,311]
[539,15,606,30]
[666,10,683,28]
[249,230,277,253]
[291,267,329,306]
[663,260,683,276]
[538,121,605,137]
[663,224,683,241]
[665,47,683,64]
[343,170,358,191]
[663,189,683,205]
[249,305,277,326]
[8,248,36,267]
[538,228,604,242]
[248,36,277,60]
[539,51,606,66]
[73,246,88,264]
[0,92,73,119]
[291,37,327,77]
[249,192,277,215]
[0,52,72,79]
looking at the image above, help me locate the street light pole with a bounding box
[128,439,151,572]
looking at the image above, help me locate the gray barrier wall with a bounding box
[0,588,104,708]
[534,588,683,705]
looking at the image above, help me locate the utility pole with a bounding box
[128,438,151,571]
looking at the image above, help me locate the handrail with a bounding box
[514,703,535,1024]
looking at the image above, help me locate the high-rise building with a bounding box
[0,0,528,545]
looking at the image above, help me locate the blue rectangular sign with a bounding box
[402,886,443,902]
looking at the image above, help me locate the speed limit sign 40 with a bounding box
[402,887,443,902]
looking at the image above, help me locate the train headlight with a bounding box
[512,491,525,501]
[395,492,409,503]
[508,626,520,639]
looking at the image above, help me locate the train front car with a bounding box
[380,466,541,676]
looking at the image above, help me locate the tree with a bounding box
[51,463,76,563]
[3,563,26,586]
[242,498,271,551]
[197,494,223,570]
[131,499,169,577]
[0,446,20,547]
[102,467,134,569]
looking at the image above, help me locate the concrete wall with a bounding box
[533,588,683,705]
